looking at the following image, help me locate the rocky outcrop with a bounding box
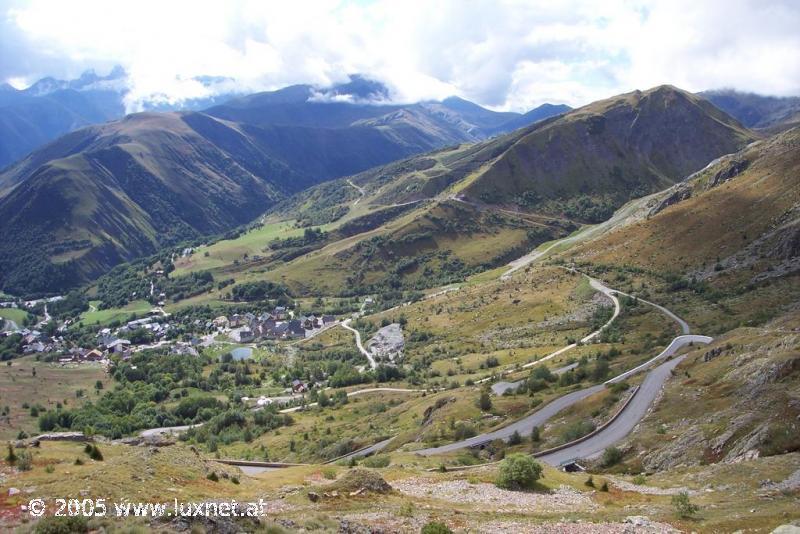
[706,158,750,189]
[646,182,693,217]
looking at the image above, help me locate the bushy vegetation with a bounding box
[0,334,23,361]
[421,522,453,534]
[672,491,699,518]
[602,446,623,467]
[496,454,543,490]
[35,350,226,438]
[230,280,288,302]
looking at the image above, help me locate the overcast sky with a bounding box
[1,0,798,112]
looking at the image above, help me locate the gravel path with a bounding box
[479,518,680,533]
[606,476,696,496]
[392,478,596,513]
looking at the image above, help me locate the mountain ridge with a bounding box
[0,83,568,295]
[168,85,756,299]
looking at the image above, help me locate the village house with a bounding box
[291,379,308,393]
[84,349,105,361]
[286,320,305,339]
[23,341,46,354]
[107,339,131,353]
[230,326,254,343]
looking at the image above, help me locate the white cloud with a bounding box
[1,0,798,112]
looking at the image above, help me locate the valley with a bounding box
[1,81,799,533]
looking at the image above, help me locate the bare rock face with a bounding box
[706,158,750,189]
[641,426,707,471]
[646,182,693,217]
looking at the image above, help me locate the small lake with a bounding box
[230,347,253,360]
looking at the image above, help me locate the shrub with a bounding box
[74,458,84,465]
[600,481,609,492]
[6,443,16,465]
[672,491,699,518]
[17,451,33,471]
[207,472,220,482]
[45,464,55,474]
[508,430,522,445]
[585,475,595,488]
[362,455,391,468]
[601,446,623,467]
[453,423,476,440]
[34,515,89,534]
[399,500,414,517]
[321,467,337,480]
[496,454,543,490]
[560,420,595,443]
[420,521,453,534]
[632,474,646,485]
[477,390,492,411]
[86,444,103,461]
[530,426,540,443]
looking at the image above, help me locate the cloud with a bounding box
[1,0,798,111]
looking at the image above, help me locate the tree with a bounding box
[602,446,623,467]
[672,491,699,518]
[508,430,522,445]
[496,453,543,490]
[592,359,610,381]
[477,389,492,411]
[530,426,541,443]
[6,443,16,465]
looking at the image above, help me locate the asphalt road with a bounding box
[417,334,711,457]
[327,437,395,463]
[491,362,578,395]
[416,384,606,455]
[539,354,688,465]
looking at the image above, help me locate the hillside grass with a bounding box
[0,356,111,439]
[0,308,28,324]
[76,299,153,326]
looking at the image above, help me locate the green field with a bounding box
[0,355,111,439]
[173,220,305,275]
[0,307,29,325]
[77,299,153,326]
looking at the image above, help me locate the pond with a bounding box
[229,347,253,360]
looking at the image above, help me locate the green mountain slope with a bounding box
[463,86,754,217]
[0,112,289,294]
[172,85,755,298]
[0,85,566,295]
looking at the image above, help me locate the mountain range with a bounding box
[0,66,244,170]
[171,85,756,298]
[0,76,570,294]
[701,89,800,131]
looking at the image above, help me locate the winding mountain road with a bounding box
[347,179,366,205]
[417,333,710,458]
[412,269,710,459]
[341,319,377,369]
[538,354,689,465]
[139,387,425,437]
